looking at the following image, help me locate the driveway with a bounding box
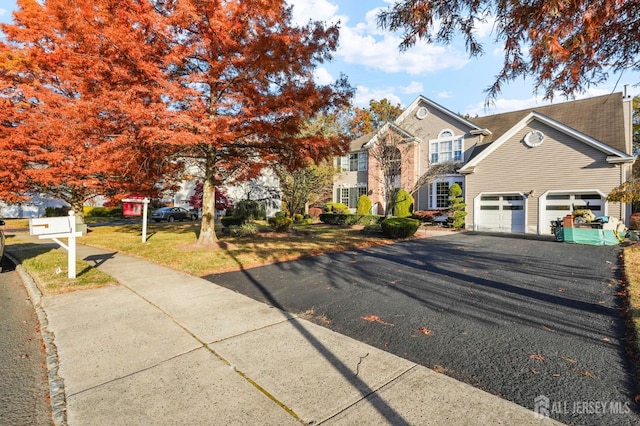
[205,233,639,425]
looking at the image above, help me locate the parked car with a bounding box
[151,207,197,223]
[0,220,5,272]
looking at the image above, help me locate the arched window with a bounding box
[430,130,463,163]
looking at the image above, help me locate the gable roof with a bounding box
[459,108,634,174]
[467,92,628,161]
[397,95,484,131]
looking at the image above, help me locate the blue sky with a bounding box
[1,0,638,116]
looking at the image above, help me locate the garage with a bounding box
[540,191,605,234]
[476,194,525,233]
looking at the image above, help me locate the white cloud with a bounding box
[437,91,454,99]
[313,67,335,85]
[400,81,423,94]
[354,85,402,108]
[338,24,469,75]
[286,0,341,26]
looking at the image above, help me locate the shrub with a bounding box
[448,183,467,229]
[234,200,266,221]
[226,222,258,237]
[268,216,293,232]
[630,213,640,230]
[324,202,349,213]
[84,206,123,217]
[300,218,314,225]
[319,213,348,225]
[293,213,304,222]
[220,216,243,227]
[45,206,70,217]
[362,223,383,235]
[380,217,420,239]
[274,211,288,218]
[356,194,372,215]
[393,189,414,218]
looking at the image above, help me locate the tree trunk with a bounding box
[71,200,85,223]
[197,179,218,245]
[197,178,220,246]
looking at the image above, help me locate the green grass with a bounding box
[6,239,116,294]
[80,221,395,276]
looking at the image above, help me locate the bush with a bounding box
[319,213,381,226]
[274,211,288,218]
[226,222,258,237]
[300,218,314,225]
[45,206,70,217]
[319,213,348,225]
[393,189,414,218]
[630,213,640,230]
[293,213,304,222]
[324,202,349,213]
[220,216,243,227]
[234,200,266,221]
[448,183,467,229]
[380,217,420,239]
[362,223,383,235]
[356,194,372,215]
[84,206,123,217]
[268,216,293,232]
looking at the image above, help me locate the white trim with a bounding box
[537,189,607,234]
[363,122,420,149]
[473,191,528,233]
[459,111,633,173]
[396,95,483,131]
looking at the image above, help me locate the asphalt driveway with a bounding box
[205,233,639,425]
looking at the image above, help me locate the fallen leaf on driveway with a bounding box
[418,327,433,336]
[561,357,577,364]
[361,315,394,326]
[541,325,554,332]
[529,353,545,362]
[576,369,595,378]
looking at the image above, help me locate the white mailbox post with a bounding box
[29,211,83,279]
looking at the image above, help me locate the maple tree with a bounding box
[0,0,181,220]
[350,98,404,138]
[163,0,353,245]
[378,0,640,102]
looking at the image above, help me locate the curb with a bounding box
[5,251,68,426]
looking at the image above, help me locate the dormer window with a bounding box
[430,130,463,163]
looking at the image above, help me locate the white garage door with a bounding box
[477,194,525,233]
[542,192,604,233]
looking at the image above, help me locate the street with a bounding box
[0,256,52,425]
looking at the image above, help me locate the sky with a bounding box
[1,0,638,117]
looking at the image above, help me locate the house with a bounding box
[333,91,635,235]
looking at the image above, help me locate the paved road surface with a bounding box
[0,256,52,426]
[206,233,640,425]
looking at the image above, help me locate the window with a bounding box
[337,186,368,209]
[358,152,368,171]
[436,182,449,208]
[430,130,463,164]
[340,188,349,205]
[339,152,368,172]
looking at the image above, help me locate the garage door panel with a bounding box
[541,192,604,234]
[477,195,525,233]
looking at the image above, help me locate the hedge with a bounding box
[221,216,244,227]
[319,213,381,226]
[380,217,420,239]
[268,216,293,232]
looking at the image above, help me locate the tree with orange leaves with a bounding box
[163,0,353,245]
[0,0,182,220]
[378,0,640,103]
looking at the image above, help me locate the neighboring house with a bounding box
[0,194,69,218]
[172,168,282,218]
[334,91,635,235]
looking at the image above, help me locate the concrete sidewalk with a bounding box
[16,241,562,425]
